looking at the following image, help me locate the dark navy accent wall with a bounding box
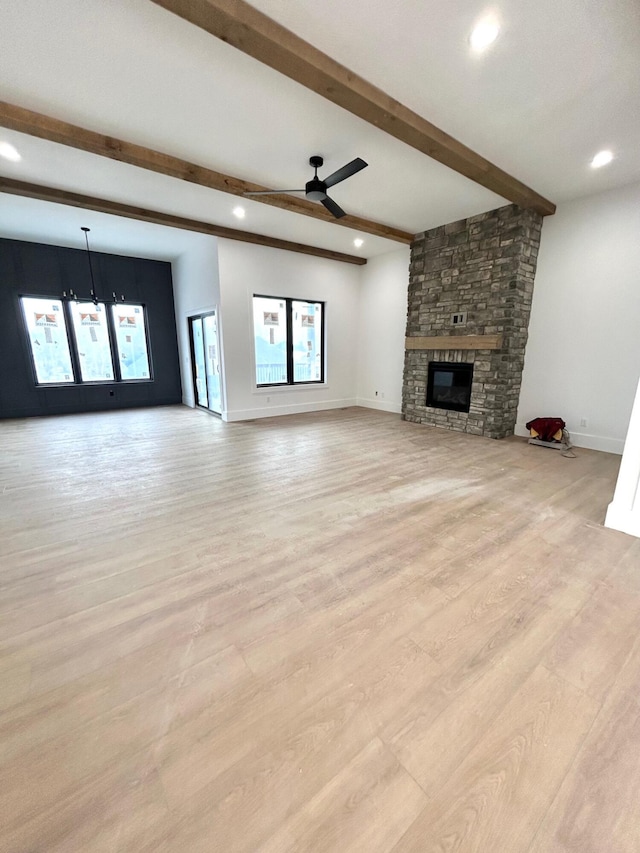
[0,238,182,418]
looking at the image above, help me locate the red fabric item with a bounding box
[525,417,566,442]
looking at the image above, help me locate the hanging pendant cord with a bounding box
[82,227,98,304]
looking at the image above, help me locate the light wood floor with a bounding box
[1,406,639,852]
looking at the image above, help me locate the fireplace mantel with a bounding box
[405,334,503,351]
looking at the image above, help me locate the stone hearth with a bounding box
[402,204,543,439]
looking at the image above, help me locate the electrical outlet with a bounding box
[381,392,385,399]
[580,418,588,428]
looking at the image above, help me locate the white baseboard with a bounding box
[515,423,624,455]
[223,397,358,422]
[356,397,402,414]
[605,502,640,538]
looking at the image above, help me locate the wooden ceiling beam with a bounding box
[151,0,556,217]
[0,101,412,244]
[0,177,367,265]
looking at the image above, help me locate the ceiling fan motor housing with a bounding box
[305,177,327,201]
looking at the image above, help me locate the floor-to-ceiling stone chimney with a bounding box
[402,204,543,439]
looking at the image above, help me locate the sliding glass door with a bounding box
[190,317,208,408]
[189,311,222,415]
[202,313,222,413]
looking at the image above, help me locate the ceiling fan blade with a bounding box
[243,189,305,196]
[323,157,368,188]
[321,196,347,219]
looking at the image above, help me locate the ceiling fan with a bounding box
[244,155,368,219]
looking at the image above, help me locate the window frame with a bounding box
[252,294,325,388]
[19,294,154,388]
[19,294,77,386]
[67,300,117,384]
[110,302,154,383]
[187,309,224,415]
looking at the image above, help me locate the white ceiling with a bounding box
[249,0,640,201]
[0,192,220,261]
[0,0,638,260]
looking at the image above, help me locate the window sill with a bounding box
[253,383,329,395]
[33,379,154,389]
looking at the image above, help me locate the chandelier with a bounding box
[62,227,126,304]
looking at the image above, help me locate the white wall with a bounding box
[356,247,410,413]
[606,373,640,537]
[169,182,640,449]
[217,239,361,421]
[517,181,640,453]
[171,235,221,408]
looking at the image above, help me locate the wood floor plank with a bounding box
[384,576,592,796]
[0,644,249,828]
[604,537,640,593]
[0,406,633,852]
[259,738,428,853]
[529,627,640,851]
[0,660,31,712]
[391,665,599,853]
[528,688,640,852]
[142,637,440,853]
[0,750,170,853]
[408,530,585,669]
[543,579,640,702]
[153,623,442,822]
[0,630,240,763]
[239,561,447,678]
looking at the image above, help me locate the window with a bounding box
[68,302,115,382]
[111,304,151,380]
[292,300,323,383]
[20,297,75,384]
[253,295,324,386]
[20,296,152,386]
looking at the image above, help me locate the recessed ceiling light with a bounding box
[233,206,246,219]
[590,150,614,169]
[0,141,21,162]
[353,238,364,248]
[470,17,500,53]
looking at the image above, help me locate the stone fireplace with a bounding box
[402,204,543,439]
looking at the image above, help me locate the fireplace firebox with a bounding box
[426,362,474,413]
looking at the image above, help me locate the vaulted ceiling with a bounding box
[0,0,638,260]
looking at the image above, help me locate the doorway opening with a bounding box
[189,311,223,415]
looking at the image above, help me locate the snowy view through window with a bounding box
[111,304,151,380]
[253,296,323,385]
[21,297,75,384]
[69,302,115,382]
